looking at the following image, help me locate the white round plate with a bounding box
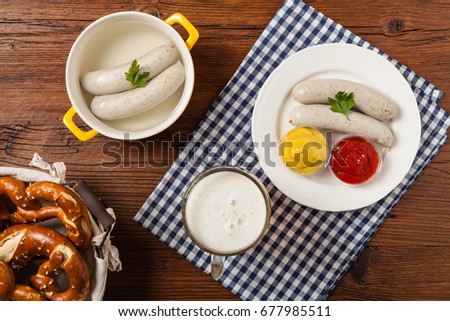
[251,43,421,212]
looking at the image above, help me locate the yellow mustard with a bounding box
[279,127,328,175]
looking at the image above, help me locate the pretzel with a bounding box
[0,224,90,301]
[0,177,92,249]
[0,177,41,211]
[0,260,14,300]
[0,260,47,301]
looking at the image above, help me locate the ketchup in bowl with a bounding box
[330,136,380,185]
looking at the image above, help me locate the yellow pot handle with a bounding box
[63,106,98,141]
[165,13,199,51]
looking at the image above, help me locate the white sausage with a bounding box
[90,61,185,120]
[289,104,394,148]
[80,44,178,95]
[292,79,397,121]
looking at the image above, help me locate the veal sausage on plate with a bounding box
[90,61,185,120]
[80,44,178,95]
[292,79,397,121]
[289,104,394,148]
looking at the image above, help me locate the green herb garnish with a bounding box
[328,91,355,120]
[125,59,150,89]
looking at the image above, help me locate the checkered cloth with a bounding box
[135,0,449,300]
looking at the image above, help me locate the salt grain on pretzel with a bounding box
[0,224,90,301]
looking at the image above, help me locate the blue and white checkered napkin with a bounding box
[135,0,449,300]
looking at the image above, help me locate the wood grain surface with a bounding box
[0,0,449,301]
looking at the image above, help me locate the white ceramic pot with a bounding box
[63,12,198,141]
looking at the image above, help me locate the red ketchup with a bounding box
[331,136,380,185]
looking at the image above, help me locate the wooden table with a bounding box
[0,0,448,301]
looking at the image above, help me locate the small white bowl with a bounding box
[63,11,199,141]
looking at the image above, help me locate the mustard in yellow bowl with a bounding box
[279,127,328,176]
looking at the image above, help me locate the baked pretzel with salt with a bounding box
[0,260,14,300]
[0,177,92,249]
[0,224,90,301]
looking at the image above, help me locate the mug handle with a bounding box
[63,106,98,141]
[165,13,199,51]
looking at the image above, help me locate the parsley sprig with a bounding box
[125,59,150,89]
[328,91,355,120]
